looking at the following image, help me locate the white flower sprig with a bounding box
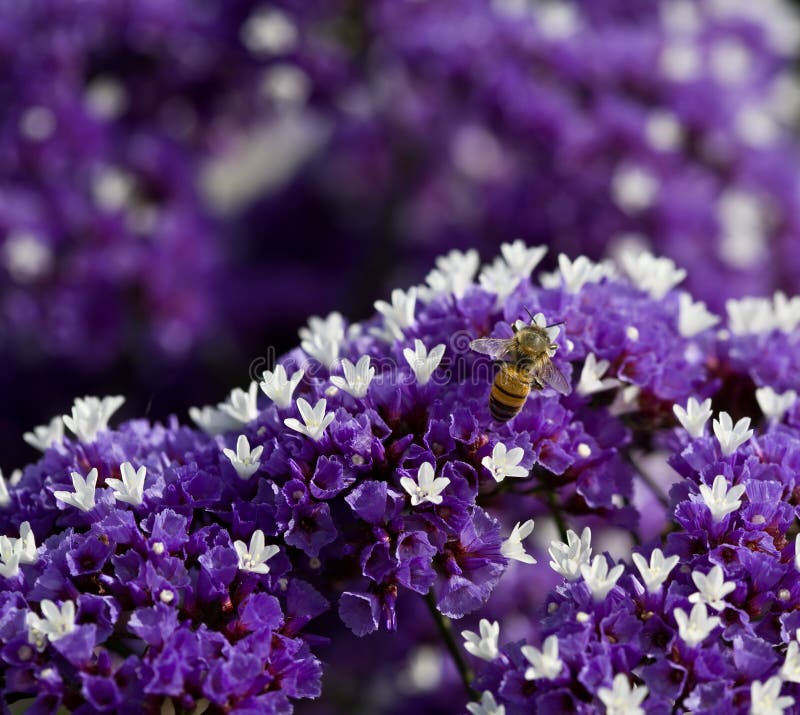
[403,339,446,386]
[481,443,528,482]
[400,462,450,506]
[577,353,619,396]
[501,520,536,564]
[260,365,304,408]
[521,635,563,680]
[330,356,375,398]
[713,411,753,456]
[781,632,800,683]
[0,536,20,579]
[756,386,797,422]
[673,397,713,438]
[548,527,592,581]
[678,293,720,337]
[53,468,98,512]
[597,673,649,715]
[673,602,721,647]
[219,382,260,425]
[466,691,505,715]
[374,288,417,341]
[558,254,614,293]
[234,530,280,574]
[619,250,686,300]
[284,398,335,442]
[631,548,679,593]
[422,249,479,299]
[63,395,125,443]
[698,474,746,523]
[105,462,146,506]
[461,619,500,662]
[23,416,64,452]
[25,600,76,650]
[188,405,240,436]
[222,435,264,480]
[688,565,735,611]
[299,312,345,368]
[750,677,794,715]
[581,554,624,602]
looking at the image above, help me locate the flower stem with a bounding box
[624,451,669,509]
[547,490,569,542]
[424,590,478,700]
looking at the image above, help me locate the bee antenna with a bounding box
[545,320,565,329]
[523,306,536,322]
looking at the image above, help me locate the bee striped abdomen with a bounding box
[489,365,530,421]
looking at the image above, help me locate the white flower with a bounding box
[53,468,98,512]
[17,521,37,564]
[422,249,479,299]
[241,7,298,55]
[644,110,683,152]
[260,365,304,408]
[234,529,280,574]
[678,293,720,337]
[461,619,500,662]
[548,527,592,581]
[781,639,800,683]
[558,254,611,293]
[689,565,736,611]
[699,474,746,522]
[750,676,794,715]
[501,520,536,564]
[611,165,660,214]
[481,443,528,483]
[403,339,446,386]
[26,600,76,648]
[522,635,563,680]
[500,240,547,279]
[400,462,450,506]
[726,297,775,335]
[23,416,64,452]
[466,691,505,715]
[284,398,335,441]
[609,384,640,416]
[219,382,260,425]
[0,470,9,508]
[773,291,800,333]
[598,673,649,715]
[479,257,522,307]
[222,435,264,480]
[631,548,679,593]
[374,288,417,341]
[105,462,146,506]
[713,411,753,456]
[580,554,625,602]
[673,397,713,439]
[188,405,240,436]
[62,395,125,443]
[674,602,721,647]
[756,386,797,421]
[330,356,375,399]
[577,353,618,396]
[619,250,686,300]
[0,536,21,579]
[299,312,345,368]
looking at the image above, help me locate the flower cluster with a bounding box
[2,242,800,712]
[0,408,324,712]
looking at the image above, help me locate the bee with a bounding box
[470,310,571,421]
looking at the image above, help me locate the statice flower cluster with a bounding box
[2,241,800,713]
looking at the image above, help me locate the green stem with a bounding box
[625,451,669,509]
[424,591,478,700]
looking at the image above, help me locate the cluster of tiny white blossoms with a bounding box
[21,395,127,448]
[400,462,451,506]
[725,292,800,335]
[673,395,757,458]
[233,529,280,574]
[576,353,619,397]
[0,521,37,578]
[478,240,547,306]
[25,600,77,651]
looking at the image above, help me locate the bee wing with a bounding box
[469,337,515,360]
[532,357,572,395]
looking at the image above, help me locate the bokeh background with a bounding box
[3,0,800,476]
